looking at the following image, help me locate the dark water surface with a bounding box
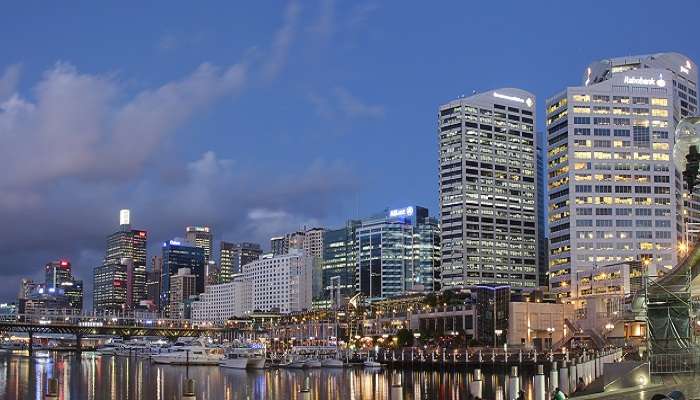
[0,352,540,399]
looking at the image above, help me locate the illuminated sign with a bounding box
[119,209,130,225]
[493,92,533,107]
[138,231,147,237]
[623,74,665,87]
[60,260,69,267]
[169,240,182,246]
[389,206,414,218]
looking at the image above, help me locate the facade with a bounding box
[99,209,148,311]
[438,89,538,291]
[185,226,213,263]
[219,241,262,282]
[146,255,162,311]
[546,53,698,300]
[93,261,127,313]
[270,236,288,256]
[243,251,313,314]
[356,206,441,301]
[537,133,549,288]
[474,284,510,346]
[322,221,360,307]
[507,301,575,349]
[169,268,197,319]
[160,239,206,316]
[44,260,83,310]
[191,275,247,324]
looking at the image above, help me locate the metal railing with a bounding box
[649,352,700,374]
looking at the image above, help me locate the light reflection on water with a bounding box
[0,352,537,399]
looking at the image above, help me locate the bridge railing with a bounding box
[650,352,700,374]
[10,313,215,329]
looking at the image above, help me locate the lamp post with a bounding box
[546,327,555,352]
[494,329,503,349]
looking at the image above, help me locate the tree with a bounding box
[396,328,413,348]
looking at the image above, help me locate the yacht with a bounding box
[321,357,344,368]
[151,340,224,365]
[279,354,308,369]
[220,346,266,369]
[363,355,382,368]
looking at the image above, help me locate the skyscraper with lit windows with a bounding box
[546,53,698,300]
[438,89,539,291]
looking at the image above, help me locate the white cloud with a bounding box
[308,86,384,119]
[262,0,301,81]
[0,64,21,102]
[0,61,247,191]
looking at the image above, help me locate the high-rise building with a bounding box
[322,221,360,307]
[537,133,549,288]
[169,268,198,319]
[160,239,206,316]
[270,236,288,256]
[146,256,162,311]
[356,206,440,301]
[93,261,127,313]
[44,260,83,310]
[99,209,148,310]
[243,251,313,314]
[438,89,538,291]
[219,241,262,282]
[185,226,213,263]
[546,53,698,300]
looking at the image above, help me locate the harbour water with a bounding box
[0,351,539,399]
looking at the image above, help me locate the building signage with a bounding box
[389,206,414,218]
[493,92,533,107]
[623,74,666,87]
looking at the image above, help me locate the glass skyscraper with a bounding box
[160,239,206,316]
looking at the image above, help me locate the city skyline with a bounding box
[1,1,699,306]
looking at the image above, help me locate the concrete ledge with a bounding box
[572,383,664,399]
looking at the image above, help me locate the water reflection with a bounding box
[0,353,537,399]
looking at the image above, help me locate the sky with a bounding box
[0,1,699,305]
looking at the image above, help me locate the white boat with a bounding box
[321,358,344,368]
[220,346,266,369]
[33,350,51,359]
[363,356,382,368]
[304,358,322,368]
[151,340,224,365]
[279,354,307,369]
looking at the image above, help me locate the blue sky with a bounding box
[0,1,698,303]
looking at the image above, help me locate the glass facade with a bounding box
[161,240,206,316]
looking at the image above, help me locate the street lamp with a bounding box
[546,327,555,352]
[494,329,503,348]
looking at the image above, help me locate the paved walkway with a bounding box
[574,374,700,400]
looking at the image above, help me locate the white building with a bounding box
[244,251,313,314]
[439,88,539,291]
[191,274,247,325]
[546,53,698,300]
[192,251,313,322]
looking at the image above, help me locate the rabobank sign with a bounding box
[389,206,414,218]
[623,74,666,88]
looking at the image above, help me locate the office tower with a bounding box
[206,260,220,285]
[438,89,538,291]
[99,209,147,310]
[356,206,441,301]
[546,53,698,300]
[219,241,262,282]
[146,256,162,311]
[160,239,206,316]
[537,133,549,288]
[44,260,83,311]
[93,261,127,313]
[243,251,313,313]
[44,260,72,289]
[303,228,325,258]
[270,236,288,255]
[169,268,197,319]
[185,226,213,263]
[322,221,360,307]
